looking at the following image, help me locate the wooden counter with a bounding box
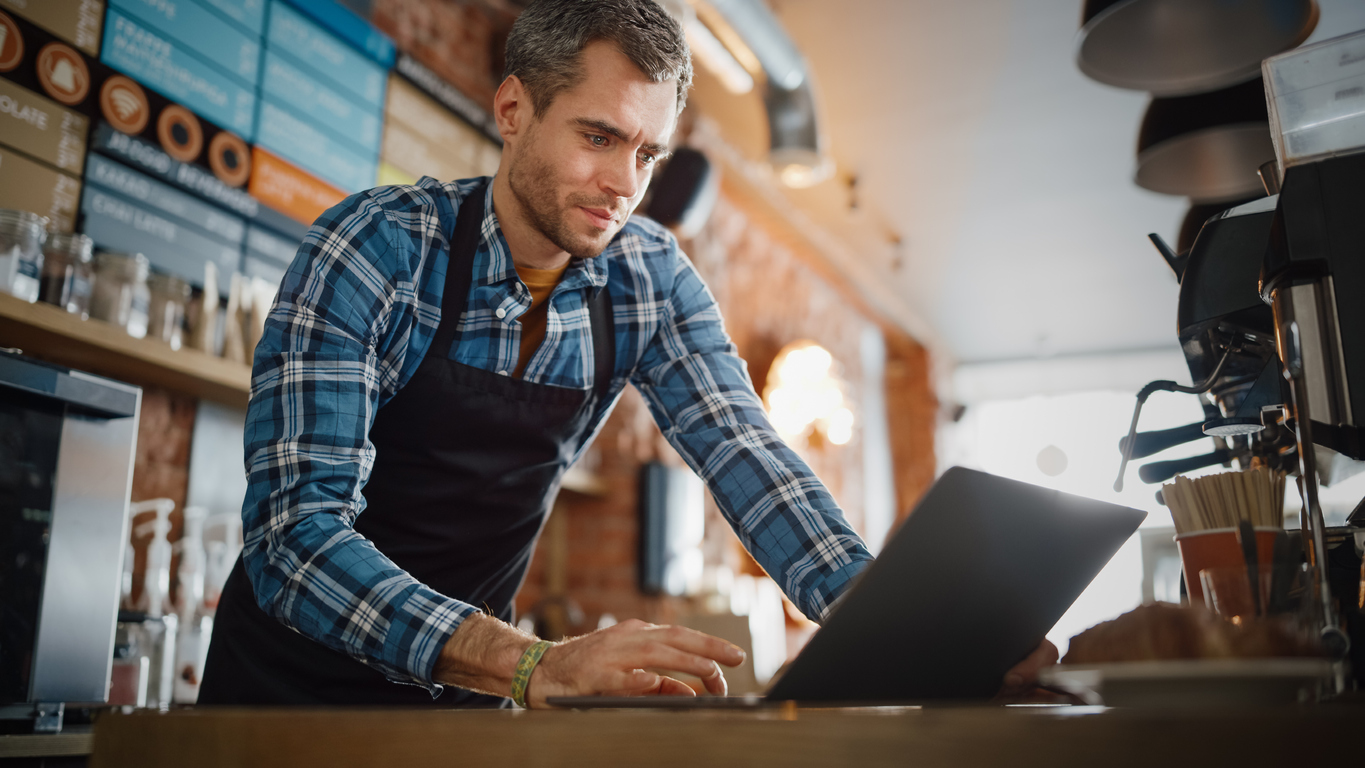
[0,732,93,760]
[90,703,1362,767]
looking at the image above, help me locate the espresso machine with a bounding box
[0,350,140,732]
[1116,30,1365,688]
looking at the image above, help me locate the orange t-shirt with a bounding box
[512,262,570,378]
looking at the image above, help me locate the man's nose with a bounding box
[600,150,640,202]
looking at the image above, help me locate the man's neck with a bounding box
[490,173,573,271]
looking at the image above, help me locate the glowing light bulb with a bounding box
[827,408,854,446]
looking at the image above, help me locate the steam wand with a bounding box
[1113,345,1234,492]
[1278,321,1350,660]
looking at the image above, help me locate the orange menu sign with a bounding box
[248,147,348,226]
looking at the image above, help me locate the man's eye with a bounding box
[639,153,657,166]
[588,135,608,147]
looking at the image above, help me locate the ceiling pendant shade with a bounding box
[1135,77,1276,203]
[1077,0,1318,96]
[645,147,720,240]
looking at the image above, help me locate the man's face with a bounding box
[505,40,678,259]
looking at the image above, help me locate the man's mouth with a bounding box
[579,206,618,231]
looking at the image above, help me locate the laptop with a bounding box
[548,466,1146,707]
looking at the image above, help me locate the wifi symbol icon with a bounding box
[100,75,149,135]
[111,88,140,120]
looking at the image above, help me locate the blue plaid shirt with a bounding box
[242,177,873,694]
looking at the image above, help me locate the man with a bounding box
[200,0,1053,708]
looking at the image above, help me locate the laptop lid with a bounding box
[766,466,1146,703]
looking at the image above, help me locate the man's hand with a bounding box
[526,619,746,707]
[431,614,745,708]
[997,639,1059,698]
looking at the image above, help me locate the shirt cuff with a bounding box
[812,558,873,625]
[386,585,482,697]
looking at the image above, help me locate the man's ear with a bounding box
[494,75,530,143]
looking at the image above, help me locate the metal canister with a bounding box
[90,251,151,339]
[40,232,95,318]
[0,209,48,303]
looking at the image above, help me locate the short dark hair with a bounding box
[504,0,692,116]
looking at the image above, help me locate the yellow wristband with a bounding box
[511,640,553,708]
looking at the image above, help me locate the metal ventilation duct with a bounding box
[700,0,829,187]
[1077,0,1318,97]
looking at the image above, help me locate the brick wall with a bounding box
[126,387,197,607]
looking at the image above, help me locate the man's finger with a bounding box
[637,644,731,685]
[655,676,698,697]
[700,662,728,696]
[607,668,662,694]
[652,625,747,667]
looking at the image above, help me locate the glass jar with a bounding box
[146,271,190,350]
[40,232,95,318]
[0,209,48,302]
[90,250,151,339]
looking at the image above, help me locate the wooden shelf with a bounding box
[0,292,252,409]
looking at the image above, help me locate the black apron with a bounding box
[199,180,615,706]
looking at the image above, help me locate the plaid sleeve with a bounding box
[240,193,478,695]
[630,249,874,623]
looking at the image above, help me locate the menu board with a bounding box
[247,145,345,226]
[260,50,381,151]
[0,0,517,269]
[86,151,246,246]
[254,99,376,191]
[198,0,265,37]
[108,0,260,84]
[101,9,257,138]
[266,1,384,108]
[0,143,80,230]
[80,184,243,291]
[0,0,104,56]
[0,76,87,173]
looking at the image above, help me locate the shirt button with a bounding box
[497,370,509,376]
[495,307,507,319]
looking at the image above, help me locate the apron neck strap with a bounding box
[431,178,615,398]
[430,180,490,356]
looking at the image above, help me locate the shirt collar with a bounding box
[468,177,610,295]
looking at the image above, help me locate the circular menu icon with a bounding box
[0,11,23,73]
[158,104,203,163]
[100,75,150,135]
[36,42,90,106]
[209,131,251,187]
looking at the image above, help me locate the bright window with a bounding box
[940,379,1209,656]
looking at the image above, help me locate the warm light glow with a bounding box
[771,150,833,189]
[827,407,854,445]
[764,341,854,447]
[776,160,830,189]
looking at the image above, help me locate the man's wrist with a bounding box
[432,613,539,698]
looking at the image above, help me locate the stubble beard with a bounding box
[507,138,623,260]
